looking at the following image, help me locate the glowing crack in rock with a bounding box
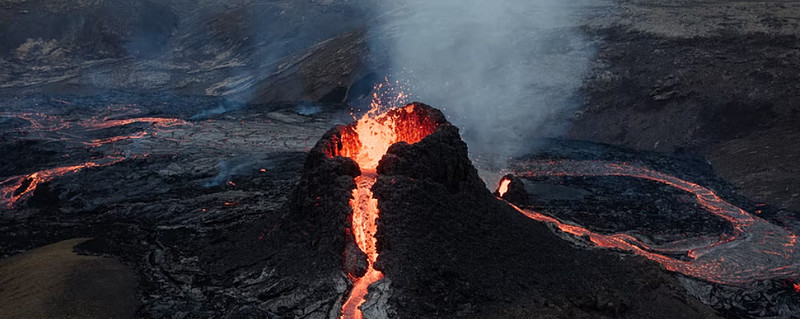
[506,159,800,286]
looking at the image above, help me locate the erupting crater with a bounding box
[313,103,447,319]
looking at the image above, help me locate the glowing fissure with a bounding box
[337,104,440,319]
[508,160,800,285]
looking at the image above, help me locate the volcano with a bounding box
[2,98,797,318]
[276,103,720,319]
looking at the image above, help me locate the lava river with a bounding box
[504,159,800,286]
[335,104,441,319]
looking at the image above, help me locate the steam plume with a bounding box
[371,0,598,165]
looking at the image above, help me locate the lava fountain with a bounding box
[325,103,445,319]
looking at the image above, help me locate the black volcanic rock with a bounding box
[371,122,720,319]
[196,124,366,318]
[282,125,361,279]
[378,125,479,193]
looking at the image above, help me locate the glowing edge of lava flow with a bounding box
[1,157,127,209]
[505,160,799,286]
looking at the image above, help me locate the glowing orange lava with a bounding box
[83,117,187,131]
[497,178,511,197]
[506,160,800,285]
[0,109,191,210]
[1,157,126,208]
[337,103,441,319]
[342,172,382,319]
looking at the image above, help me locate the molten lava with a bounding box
[335,104,441,319]
[497,178,511,197]
[504,160,800,286]
[1,107,191,209]
[1,157,126,208]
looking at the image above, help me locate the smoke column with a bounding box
[371,0,600,166]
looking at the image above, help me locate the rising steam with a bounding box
[371,0,599,165]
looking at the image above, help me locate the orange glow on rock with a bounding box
[0,110,190,209]
[336,103,441,319]
[1,157,126,208]
[498,178,511,197]
[509,160,800,285]
[341,104,439,170]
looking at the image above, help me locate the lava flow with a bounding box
[1,157,126,208]
[334,104,442,319]
[503,159,800,286]
[1,107,191,209]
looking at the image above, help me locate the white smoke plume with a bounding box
[371,0,600,167]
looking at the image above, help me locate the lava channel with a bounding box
[334,104,442,319]
[1,157,126,208]
[503,159,800,286]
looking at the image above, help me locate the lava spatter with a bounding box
[505,159,800,286]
